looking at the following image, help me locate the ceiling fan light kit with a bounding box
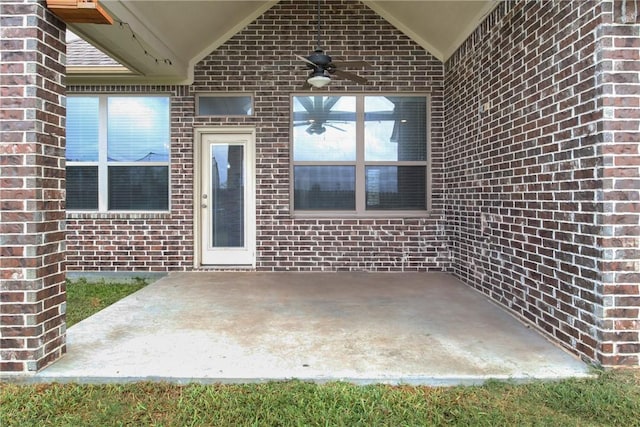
[307,74,332,88]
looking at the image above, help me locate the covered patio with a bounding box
[34,272,589,385]
[2,0,638,377]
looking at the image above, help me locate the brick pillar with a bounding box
[597,0,640,367]
[0,0,67,372]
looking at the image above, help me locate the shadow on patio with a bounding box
[35,272,590,385]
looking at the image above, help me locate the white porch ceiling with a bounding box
[66,0,498,85]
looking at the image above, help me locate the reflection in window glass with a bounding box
[291,94,429,214]
[292,96,356,161]
[108,166,169,210]
[66,95,171,212]
[66,166,98,210]
[294,166,355,210]
[365,96,426,161]
[66,97,99,161]
[211,144,244,248]
[366,166,426,210]
[198,95,253,116]
[107,97,170,162]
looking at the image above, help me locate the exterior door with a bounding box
[198,129,255,266]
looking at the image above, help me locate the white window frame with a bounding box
[290,93,432,218]
[66,94,171,213]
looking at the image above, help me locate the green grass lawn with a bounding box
[65,278,148,327]
[1,371,639,426]
[1,279,639,426]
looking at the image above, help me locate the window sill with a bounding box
[66,211,171,220]
[291,210,432,219]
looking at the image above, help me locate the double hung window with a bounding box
[66,95,170,212]
[291,94,430,216]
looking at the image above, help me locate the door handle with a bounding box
[202,204,207,208]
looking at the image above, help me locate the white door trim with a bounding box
[194,127,256,267]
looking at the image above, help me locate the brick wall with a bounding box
[598,0,640,366]
[0,0,67,372]
[66,0,451,272]
[444,0,639,367]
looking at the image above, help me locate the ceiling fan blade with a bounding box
[296,54,317,67]
[323,97,339,111]
[300,80,312,90]
[331,60,373,69]
[332,69,368,84]
[298,94,314,110]
[325,124,346,132]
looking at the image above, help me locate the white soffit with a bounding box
[65,0,498,84]
[67,0,278,84]
[364,0,499,61]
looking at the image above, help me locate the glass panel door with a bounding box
[199,131,255,266]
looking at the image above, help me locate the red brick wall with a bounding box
[598,0,640,366]
[66,0,450,272]
[444,0,639,367]
[0,0,66,372]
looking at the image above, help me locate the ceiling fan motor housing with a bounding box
[306,49,333,68]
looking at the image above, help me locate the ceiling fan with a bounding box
[296,0,372,89]
[296,120,346,135]
[293,96,352,134]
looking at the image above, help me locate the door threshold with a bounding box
[196,265,256,271]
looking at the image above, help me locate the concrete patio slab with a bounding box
[30,272,590,385]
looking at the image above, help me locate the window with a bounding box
[66,95,170,211]
[291,94,430,215]
[196,94,253,116]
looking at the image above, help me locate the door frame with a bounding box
[193,127,256,268]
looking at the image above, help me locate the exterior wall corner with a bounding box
[594,0,640,368]
[0,0,67,373]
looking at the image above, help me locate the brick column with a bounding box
[0,0,66,372]
[597,0,640,367]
